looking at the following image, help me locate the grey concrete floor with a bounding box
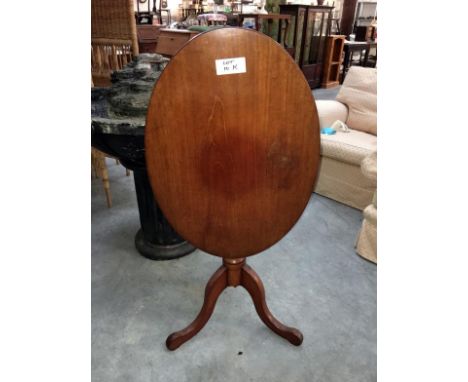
[312,86,341,101]
[92,172,375,382]
[92,86,376,382]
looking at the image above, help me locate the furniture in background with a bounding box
[231,0,242,14]
[354,1,377,30]
[314,66,377,210]
[330,17,341,34]
[355,25,376,42]
[300,5,334,88]
[91,148,112,208]
[92,54,196,260]
[136,12,154,25]
[197,13,228,26]
[145,28,320,350]
[321,35,345,88]
[279,3,308,64]
[135,0,153,24]
[91,0,135,204]
[155,29,200,57]
[341,40,377,83]
[180,0,204,19]
[137,24,165,53]
[135,0,171,25]
[363,41,377,68]
[239,14,292,49]
[91,0,139,87]
[340,0,358,37]
[260,14,292,49]
[225,12,242,26]
[353,1,377,43]
[238,13,260,30]
[280,4,334,89]
[91,149,130,208]
[356,151,377,263]
[91,75,128,209]
[153,0,171,25]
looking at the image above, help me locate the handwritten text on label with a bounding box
[215,57,247,76]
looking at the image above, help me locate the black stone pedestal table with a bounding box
[91,54,196,260]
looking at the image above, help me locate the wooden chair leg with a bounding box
[92,149,112,208]
[100,160,112,208]
[91,159,98,179]
[91,149,99,179]
[166,266,228,350]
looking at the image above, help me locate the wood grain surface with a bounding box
[145,27,320,259]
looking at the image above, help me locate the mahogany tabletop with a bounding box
[145,27,320,259]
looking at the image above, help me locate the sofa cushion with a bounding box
[321,129,377,166]
[315,100,349,128]
[336,67,377,135]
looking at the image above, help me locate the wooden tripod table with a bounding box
[145,28,320,350]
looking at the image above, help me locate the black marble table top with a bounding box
[91,53,196,260]
[91,53,170,136]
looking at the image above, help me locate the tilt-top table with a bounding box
[145,28,321,350]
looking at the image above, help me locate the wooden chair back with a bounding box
[91,0,139,86]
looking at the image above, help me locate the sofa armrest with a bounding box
[315,100,349,128]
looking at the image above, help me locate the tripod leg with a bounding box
[166,266,227,350]
[241,264,303,346]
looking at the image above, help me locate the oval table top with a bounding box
[145,28,320,259]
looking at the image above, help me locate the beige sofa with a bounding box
[355,151,377,263]
[314,66,377,210]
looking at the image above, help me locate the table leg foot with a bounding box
[241,264,303,346]
[166,266,227,350]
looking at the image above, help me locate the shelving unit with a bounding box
[180,0,204,19]
[321,34,345,88]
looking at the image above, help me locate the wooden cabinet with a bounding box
[279,4,308,65]
[155,29,199,57]
[355,25,376,42]
[280,4,333,89]
[301,6,333,88]
[321,35,345,88]
[137,25,165,53]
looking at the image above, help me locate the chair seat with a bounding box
[321,129,376,166]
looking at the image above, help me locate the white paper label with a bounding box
[215,57,246,76]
